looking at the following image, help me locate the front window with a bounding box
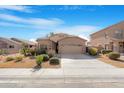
[40,45,47,50]
[9,45,14,48]
[114,30,123,39]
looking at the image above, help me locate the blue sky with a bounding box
[0,5,124,41]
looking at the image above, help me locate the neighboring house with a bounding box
[90,21,124,53]
[37,33,87,54]
[0,37,22,54]
[11,38,36,48]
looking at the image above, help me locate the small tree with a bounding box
[20,43,30,56]
[46,32,55,37]
[36,55,43,68]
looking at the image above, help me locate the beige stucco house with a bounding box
[90,21,124,53]
[37,33,87,54]
[11,38,36,48]
[0,37,22,54]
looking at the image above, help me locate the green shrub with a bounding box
[108,52,120,60]
[30,49,36,56]
[0,49,8,55]
[102,50,112,55]
[42,54,49,62]
[48,53,54,58]
[6,57,14,61]
[15,56,23,62]
[20,48,27,56]
[20,43,31,56]
[0,50,3,55]
[36,55,43,66]
[50,57,60,65]
[88,48,98,56]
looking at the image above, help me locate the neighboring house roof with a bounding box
[90,21,124,36]
[0,37,22,45]
[11,38,35,45]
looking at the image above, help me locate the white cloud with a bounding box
[57,5,103,12]
[62,6,81,10]
[0,5,32,13]
[29,38,37,43]
[35,25,101,40]
[0,14,64,28]
[53,25,100,37]
[78,35,90,41]
[0,14,25,22]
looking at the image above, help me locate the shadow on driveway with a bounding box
[31,65,41,72]
[60,54,97,59]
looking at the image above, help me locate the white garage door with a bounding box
[59,45,83,54]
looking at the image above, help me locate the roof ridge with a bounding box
[0,37,22,45]
[90,20,124,36]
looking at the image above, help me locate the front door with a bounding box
[119,42,124,53]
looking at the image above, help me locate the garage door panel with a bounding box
[59,45,83,54]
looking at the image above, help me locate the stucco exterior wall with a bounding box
[90,21,124,52]
[37,40,56,54]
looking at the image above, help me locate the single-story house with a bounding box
[0,37,22,54]
[90,21,124,53]
[37,33,87,54]
[11,38,36,48]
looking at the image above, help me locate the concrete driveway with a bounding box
[1,54,124,87]
[61,54,124,77]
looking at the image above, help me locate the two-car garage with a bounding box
[58,37,86,54]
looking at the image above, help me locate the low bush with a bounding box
[0,49,8,55]
[20,47,31,56]
[30,49,36,56]
[102,50,112,55]
[108,52,120,60]
[15,56,23,62]
[88,48,98,56]
[6,57,14,61]
[48,53,54,58]
[50,57,60,65]
[36,55,43,67]
[42,54,49,62]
